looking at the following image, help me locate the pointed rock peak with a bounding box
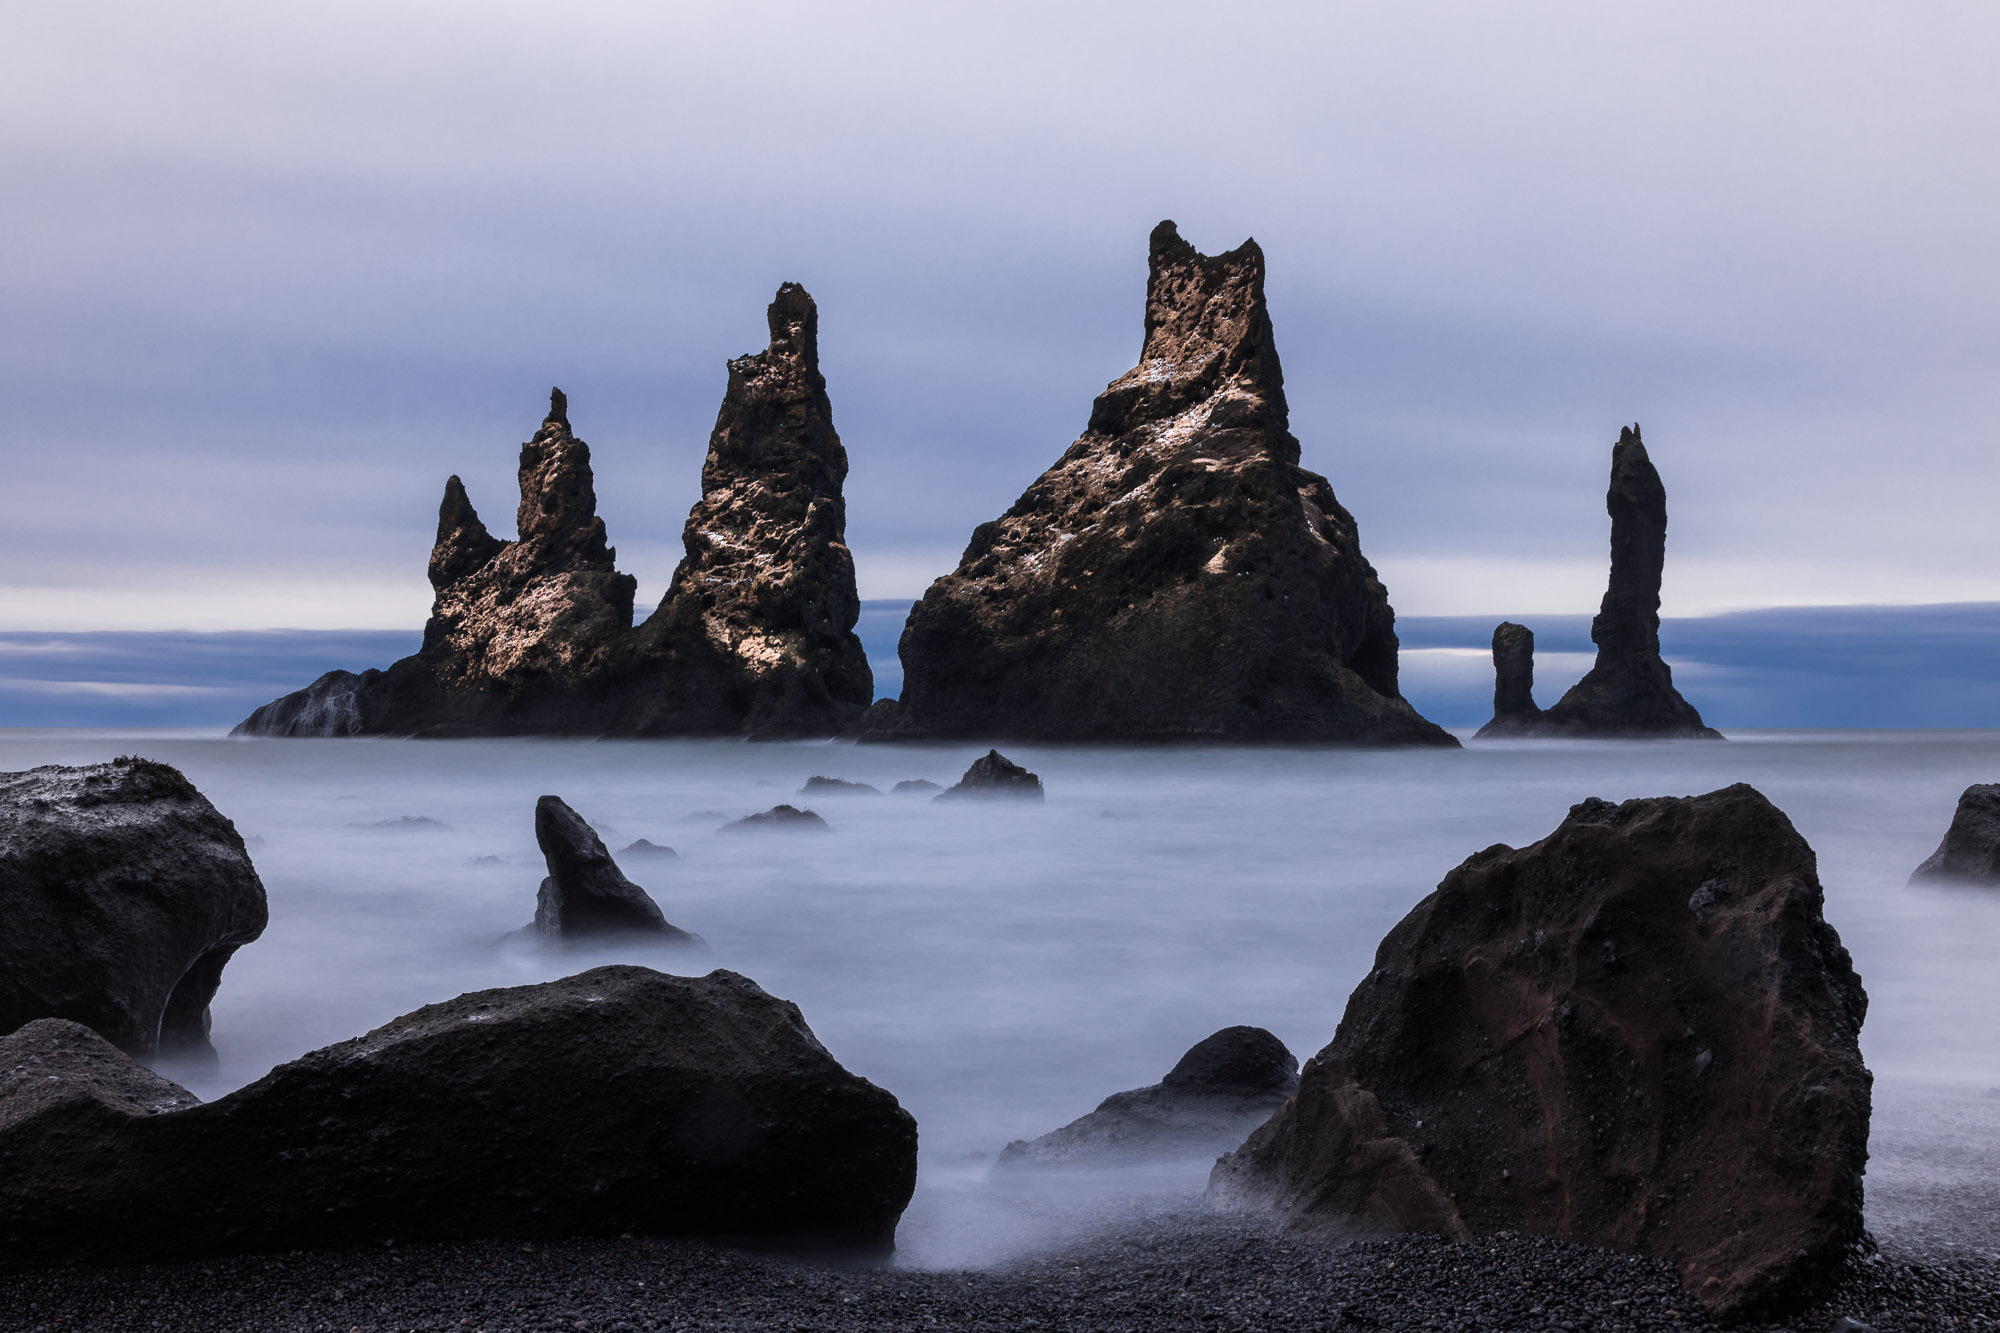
[515,393,614,572]
[429,474,504,589]
[763,283,819,370]
[1141,219,1269,355]
[545,387,570,430]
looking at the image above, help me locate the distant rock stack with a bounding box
[880,221,1453,745]
[622,283,873,737]
[1480,426,1719,740]
[1473,622,1542,738]
[235,285,873,739]
[1909,783,2000,885]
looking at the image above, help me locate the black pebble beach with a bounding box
[4,1211,1995,1333]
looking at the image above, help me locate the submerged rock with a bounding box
[997,1027,1298,1169]
[1210,784,1869,1321]
[800,776,881,797]
[722,804,829,833]
[0,967,919,1269]
[936,749,1044,801]
[530,797,698,944]
[1532,427,1720,739]
[0,758,267,1063]
[1909,783,2000,885]
[1474,622,1543,738]
[887,222,1453,745]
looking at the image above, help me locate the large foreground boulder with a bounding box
[998,1026,1298,1169]
[529,796,699,944]
[1909,783,2000,885]
[0,758,267,1063]
[885,221,1452,745]
[1210,784,1870,1322]
[0,966,918,1271]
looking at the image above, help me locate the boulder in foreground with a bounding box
[530,796,699,944]
[1211,784,1870,1322]
[0,758,267,1063]
[1909,783,2000,885]
[936,749,1044,801]
[998,1026,1298,1169]
[0,966,918,1270]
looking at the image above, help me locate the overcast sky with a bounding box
[5,2,1997,630]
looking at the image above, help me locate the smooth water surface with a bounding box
[2,729,1996,1264]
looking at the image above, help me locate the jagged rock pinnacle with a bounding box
[546,387,569,428]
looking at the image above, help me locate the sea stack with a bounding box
[1473,621,1542,737]
[620,283,873,737]
[881,222,1452,744]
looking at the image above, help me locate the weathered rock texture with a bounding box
[935,749,1044,801]
[1909,783,2000,885]
[0,966,918,1271]
[1474,622,1543,738]
[885,222,1452,745]
[236,285,870,739]
[1210,784,1871,1322]
[529,796,698,944]
[998,1026,1298,1169]
[1533,427,1719,739]
[0,758,267,1063]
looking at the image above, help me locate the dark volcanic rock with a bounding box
[0,966,919,1270]
[723,804,829,833]
[1474,621,1544,738]
[618,838,680,860]
[998,1026,1299,1169]
[886,222,1453,745]
[1536,426,1720,739]
[1211,784,1871,1322]
[530,797,697,944]
[892,779,941,794]
[1909,783,2000,885]
[936,749,1044,801]
[0,758,268,1063]
[621,284,873,738]
[801,776,881,797]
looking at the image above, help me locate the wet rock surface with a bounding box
[2,1210,1990,1333]
[529,797,697,944]
[238,287,870,740]
[1909,783,2000,885]
[0,758,267,1064]
[998,1026,1299,1169]
[888,221,1453,745]
[0,967,918,1273]
[1212,784,1871,1321]
[1476,621,1544,737]
[936,749,1044,801]
[1534,427,1720,739]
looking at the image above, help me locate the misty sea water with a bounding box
[1,728,1996,1267]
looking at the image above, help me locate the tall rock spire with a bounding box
[880,221,1452,744]
[1474,621,1543,738]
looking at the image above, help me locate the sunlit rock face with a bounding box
[888,221,1453,745]
[234,285,870,739]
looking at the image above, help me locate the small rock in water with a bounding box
[1909,783,2000,885]
[353,815,452,831]
[723,805,830,833]
[469,855,506,867]
[617,839,679,860]
[799,776,881,797]
[891,779,941,794]
[528,797,698,945]
[935,750,1044,802]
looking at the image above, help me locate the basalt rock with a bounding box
[0,758,268,1064]
[529,797,698,944]
[238,286,872,740]
[621,284,873,737]
[887,222,1453,745]
[997,1026,1299,1169]
[1909,783,2000,885]
[1210,784,1870,1322]
[0,967,919,1270]
[1474,622,1543,738]
[1534,427,1719,739]
[935,749,1044,801]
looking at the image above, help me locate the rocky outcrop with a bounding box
[997,1026,1298,1169]
[0,758,267,1064]
[1909,784,2000,885]
[1530,427,1719,739]
[892,779,941,795]
[801,776,881,797]
[936,749,1044,801]
[1474,622,1543,737]
[529,797,699,944]
[237,287,871,739]
[619,838,679,860]
[0,966,919,1270]
[723,805,829,833]
[885,222,1453,745]
[1210,784,1870,1321]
